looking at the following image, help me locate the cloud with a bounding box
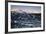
[11,5,41,13]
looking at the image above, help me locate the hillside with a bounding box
[11,11,41,28]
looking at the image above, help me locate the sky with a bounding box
[11,5,41,13]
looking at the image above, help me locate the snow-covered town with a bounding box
[11,9,41,28]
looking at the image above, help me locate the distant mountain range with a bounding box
[11,8,41,14]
